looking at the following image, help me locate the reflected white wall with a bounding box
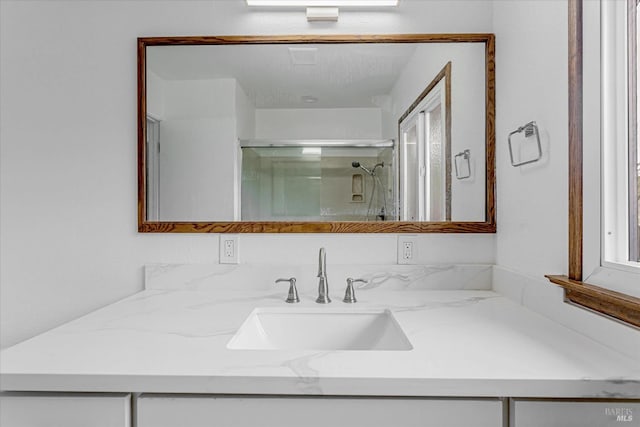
[390,44,486,222]
[255,108,384,140]
[157,79,237,221]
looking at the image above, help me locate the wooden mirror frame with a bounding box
[546,0,640,327]
[137,34,495,233]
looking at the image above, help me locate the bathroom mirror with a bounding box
[138,35,495,233]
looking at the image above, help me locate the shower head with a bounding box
[351,161,372,176]
[352,160,384,176]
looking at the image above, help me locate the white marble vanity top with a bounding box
[1,264,639,398]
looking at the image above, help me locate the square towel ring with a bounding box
[454,149,471,179]
[508,121,542,167]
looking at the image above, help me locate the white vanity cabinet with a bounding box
[0,393,131,427]
[137,395,504,427]
[511,399,640,427]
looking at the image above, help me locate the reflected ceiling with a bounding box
[146,44,417,108]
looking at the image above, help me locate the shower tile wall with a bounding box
[241,147,394,221]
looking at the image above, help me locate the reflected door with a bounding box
[146,117,160,221]
[400,114,421,221]
[400,79,448,221]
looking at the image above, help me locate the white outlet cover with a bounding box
[219,235,239,264]
[397,235,417,265]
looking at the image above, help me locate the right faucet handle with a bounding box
[275,277,300,304]
[343,278,367,303]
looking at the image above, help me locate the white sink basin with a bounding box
[227,308,412,351]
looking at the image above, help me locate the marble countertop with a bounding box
[1,282,639,397]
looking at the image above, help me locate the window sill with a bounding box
[587,263,640,298]
[546,275,640,328]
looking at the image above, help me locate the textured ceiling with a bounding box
[147,43,418,109]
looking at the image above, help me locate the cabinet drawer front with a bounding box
[512,399,640,427]
[138,395,503,427]
[0,393,131,427]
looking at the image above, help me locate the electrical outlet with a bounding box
[397,235,417,264]
[224,240,234,257]
[403,241,413,260]
[219,235,239,264]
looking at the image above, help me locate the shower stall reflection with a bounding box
[240,141,395,221]
[351,161,388,221]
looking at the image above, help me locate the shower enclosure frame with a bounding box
[238,139,397,221]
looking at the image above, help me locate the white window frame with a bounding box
[583,0,640,298]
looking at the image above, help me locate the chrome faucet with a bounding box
[316,247,331,303]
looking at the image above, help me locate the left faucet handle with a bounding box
[275,277,300,303]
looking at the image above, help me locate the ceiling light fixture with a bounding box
[246,0,398,23]
[302,147,322,155]
[246,0,398,6]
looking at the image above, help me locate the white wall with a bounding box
[151,77,253,221]
[390,43,487,222]
[0,0,495,349]
[255,108,384,140]
[491,0,640,359]
[146,71,165,119]
[235,82,255,220]
[493,0,568,278]
[160,79,236,221]
[235,82,255,141]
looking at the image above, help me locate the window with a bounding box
[601,0,639,268]
[549,0,640,327]
[631,0,639,261]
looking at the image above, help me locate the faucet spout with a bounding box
[316,247,331,303]
[317,247,326,277]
